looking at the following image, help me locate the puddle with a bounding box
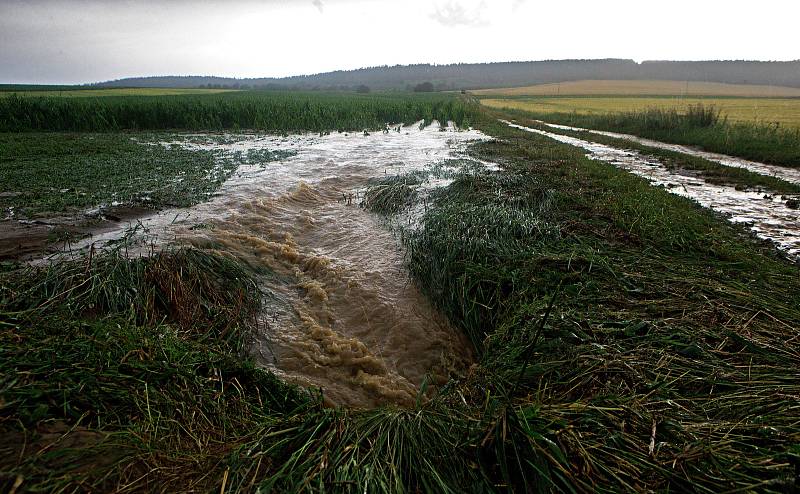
[60,122,491,407]
[534,120,800,186]
[504,120,800,259]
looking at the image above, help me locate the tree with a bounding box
[413,82,434,92]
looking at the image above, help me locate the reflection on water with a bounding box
[504,120,800,259]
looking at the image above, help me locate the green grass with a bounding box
[0,91,478,133]
[387,114,800,491]
[1,102,799,492]
[0,248,312,492]
[0,133,258,218]
[500,109,800,195]
[482,100,800,167]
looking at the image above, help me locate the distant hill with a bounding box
[92,59,800,92]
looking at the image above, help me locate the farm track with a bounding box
[504,119,800,259]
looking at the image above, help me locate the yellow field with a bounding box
[0,88,240,98]
[473,80,800,98]
[480,97,800,128]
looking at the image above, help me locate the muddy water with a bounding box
[504,121,800,259]
[69,122,489,407]
[534,120,800,186]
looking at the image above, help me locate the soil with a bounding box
[0,205,154,261]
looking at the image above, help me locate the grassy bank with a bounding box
[499,109,800,195]
[0,91,477,133]
[2,103,799,492]
[480,99,800,167]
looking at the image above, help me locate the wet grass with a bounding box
[361,175,423,215]
[0,133,236,218]
[0,91,478,133]
[0,133,299,220]
[481,99,800,167]
[1,102,799,492]
[379,114,800,491]
[502,110,800,195]
[0,248,312,492]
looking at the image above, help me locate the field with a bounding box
[473,79,800,98]
[0,87,239,97]
[479,96,800,128]
[2,91,799,492]
[0,91,475,132]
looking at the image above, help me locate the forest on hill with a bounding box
[92,59,800,91]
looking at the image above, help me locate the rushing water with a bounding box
[504,120,800,259]
[65,122,490,407]
[534,120,800,186]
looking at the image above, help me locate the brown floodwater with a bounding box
[63,122,490,407]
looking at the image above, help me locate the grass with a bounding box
[500,109,800,195]
[0,133,265,218]
[482,99,800,167]
[0,248,312,492]
[479,95,800,129]
[0,91,478,133]
[0,88,240,98]
[473,79,800,98]
[401,116,800,491]
[1,100,799,492]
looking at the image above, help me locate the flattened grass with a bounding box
[501,110,800,195]
[482,100,800,167]
[396,116,800,491]
[0,248,311,492]
[2,104,799,492]
[0,133,233,218]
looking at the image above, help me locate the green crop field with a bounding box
[0,90,476,132]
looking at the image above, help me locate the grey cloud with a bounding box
[312,0,324,12]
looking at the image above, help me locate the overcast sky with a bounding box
[1,0,798,84]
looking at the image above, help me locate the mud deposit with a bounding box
[65,122,487,407]
[505,121,800,259]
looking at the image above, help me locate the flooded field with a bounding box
[504,120,800,258]
[535,120,800,185]
[61,122,490,407]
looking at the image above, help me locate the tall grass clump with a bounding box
[0,248,312,492]
[0,91,478,132]
[504,102,800,167]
